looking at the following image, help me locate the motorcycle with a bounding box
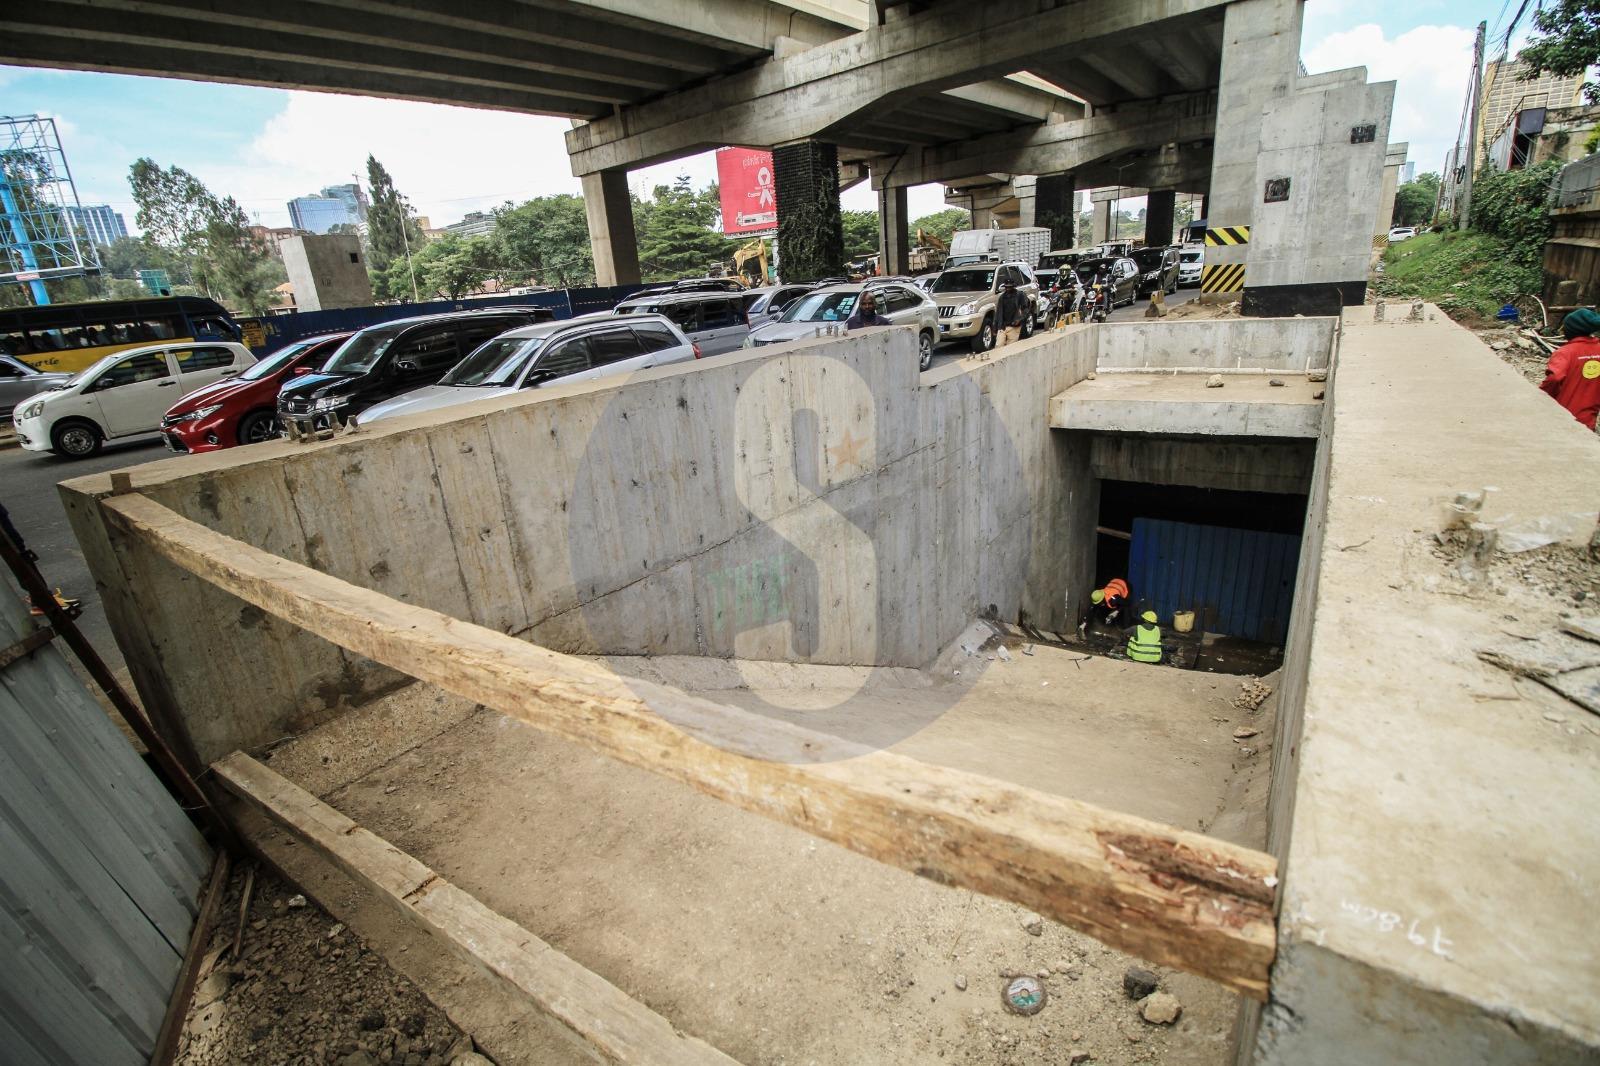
[1083,281,1111,323]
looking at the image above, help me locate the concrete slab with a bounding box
[259,644,1277,1066]
[1254,305,1600,1063]
[1050,374,1324,437]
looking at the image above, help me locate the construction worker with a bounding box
[1127,609,1164,664]
[1540,307,1600,431]
[1089,577,1129,626]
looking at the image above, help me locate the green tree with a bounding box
[1392,172,1442,227]
[635,177,728,281]
[910,208,969,245]
[493,194,595,287]
[841,209,879,258]
[198,197,279,314]
[364,154,424,297]
[409,234,494,299]
[1520,0,1600,104]
[1469,160,1560,269]
[128,158,277,311]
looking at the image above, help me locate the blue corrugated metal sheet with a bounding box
[1127,518,1300,644]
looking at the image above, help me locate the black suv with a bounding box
[277,309,552,430]
[1131,246,1181,296]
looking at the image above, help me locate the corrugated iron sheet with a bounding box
[0,576,210,1064]
[1128,517,1300,645]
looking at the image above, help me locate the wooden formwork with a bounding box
[103,492,1278,1063]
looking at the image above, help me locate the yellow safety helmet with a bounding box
[1091,590,1105,604]
[1141,610,1158,624]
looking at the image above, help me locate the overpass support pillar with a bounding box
[1091,198,1111,243]
[581,169,640,287]
[1036,174,1076,249]
[774,140,845,282]
[878,185,910,277]
[1145,190,1176,247]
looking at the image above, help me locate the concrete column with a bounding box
[774,140,845,282]
[581,169,640,287]
[1376,142,1409,235]
[1091,199,1111,243]
[1145,189,1176,247]
[877,185,910,277]
[1202,0,1303,301]
[1035,173,1076,249]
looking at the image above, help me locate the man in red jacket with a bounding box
[1541,308,1600,431]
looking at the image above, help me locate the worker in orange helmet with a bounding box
[1089,577,1130,626]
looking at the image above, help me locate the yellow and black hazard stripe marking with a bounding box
[1204,226,1250,247]
[1201,263,1246,293]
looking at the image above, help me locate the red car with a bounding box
[160,332,351,453]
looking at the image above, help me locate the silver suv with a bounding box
[929,262,1040,353]
[743,280,942,370]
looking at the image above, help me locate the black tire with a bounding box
[51,419,102,459]
[970,316,995,353]
[237,408,281,446]
[918,331,935,372]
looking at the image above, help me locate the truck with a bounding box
[944,227,1052,269]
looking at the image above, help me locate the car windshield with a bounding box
[931,269,996,294]
[780,291,861,323]
[1075,259,1116,279]
[1180,251,1202,263]
[441,336,542,386]
[1132,249,1166,269]
[321,329,400,374]
[239,341,313,382]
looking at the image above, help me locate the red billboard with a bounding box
[716,147,777,236]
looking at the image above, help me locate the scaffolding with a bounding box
[0,114,99,305]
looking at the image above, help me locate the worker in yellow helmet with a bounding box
[1126,609,1163,664]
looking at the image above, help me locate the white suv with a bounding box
[1388,226,1417,243]
[13,341,255,458]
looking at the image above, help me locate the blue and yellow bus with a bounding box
[0,296,242,374]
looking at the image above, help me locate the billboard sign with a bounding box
[716,147,777,236]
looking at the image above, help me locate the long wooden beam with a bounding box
[104,493,1277,998]
[213,752,743,1065]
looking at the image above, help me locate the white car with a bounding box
[13,341,256,459]
[1388,226,1417,243]
[1178,246,1204,287]
[355,314,696,427]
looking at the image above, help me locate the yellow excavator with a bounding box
[732,238,770,285]
[911,228,948,273]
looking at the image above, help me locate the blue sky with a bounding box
[0,0,1531,231]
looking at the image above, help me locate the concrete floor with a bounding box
[258,644,1276,1066]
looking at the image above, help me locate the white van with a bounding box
[13,341,256,458]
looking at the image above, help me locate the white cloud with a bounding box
[1303,22,1475,177]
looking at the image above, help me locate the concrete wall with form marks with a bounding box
[1097,317,1337,371]
[63,325,1111,767]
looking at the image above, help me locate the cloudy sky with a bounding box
[0,0,1529,233]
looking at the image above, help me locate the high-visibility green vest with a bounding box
[1128,623,1163,663]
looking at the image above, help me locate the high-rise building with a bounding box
[287,194,356,234]
[320,182,368,222]
[62,204,128,247]
[443,211,497,238]
[1477,58,1585,168]
[1401,161,1416,184]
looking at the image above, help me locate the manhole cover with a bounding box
[1003,975,1047,1015]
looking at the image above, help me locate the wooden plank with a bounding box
[105,493,1279,998]
[149,852,229,1066]
[213,752,744,1066]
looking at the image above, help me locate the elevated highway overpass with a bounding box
[2,0,1395,316]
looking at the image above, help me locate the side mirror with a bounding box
[395,358,420,373]
[293,366,316,375]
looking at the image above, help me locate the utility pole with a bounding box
[1458,20,1486,231]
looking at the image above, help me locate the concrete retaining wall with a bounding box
[64,325,1100,765]
[1096,317,1337,371]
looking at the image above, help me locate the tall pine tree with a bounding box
[364,155,424,299]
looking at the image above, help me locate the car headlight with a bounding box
[955,302,977,316]
[170,403,223,424]
[311,395,350,412]
[20,400,46,420]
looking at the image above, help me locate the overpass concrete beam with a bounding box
[870,93,1215,190]
[564,0,1229,175]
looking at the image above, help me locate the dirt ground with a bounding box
[176,864,473,1066]
[253,640,1278,1066]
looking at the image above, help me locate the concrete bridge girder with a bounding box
[563,0,1229,175]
